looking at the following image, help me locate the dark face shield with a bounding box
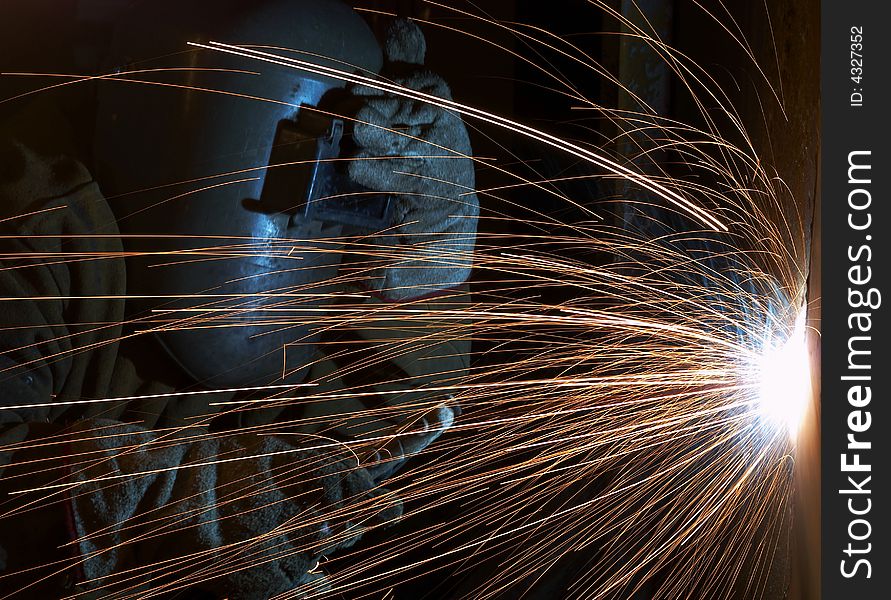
[93,0,383,387]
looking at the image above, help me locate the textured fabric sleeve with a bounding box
[0,104,126,425]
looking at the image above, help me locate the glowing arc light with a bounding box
[756,310,810,440]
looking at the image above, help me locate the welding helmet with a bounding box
[93,0,384,387]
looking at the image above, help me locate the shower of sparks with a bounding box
[0,2,814,600]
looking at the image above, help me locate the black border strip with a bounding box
[822,2,889,597]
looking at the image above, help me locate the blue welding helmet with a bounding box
[93,0,386,387]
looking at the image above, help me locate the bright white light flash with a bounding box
[757,310,811,440]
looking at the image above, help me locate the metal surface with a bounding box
[93,0,383,387]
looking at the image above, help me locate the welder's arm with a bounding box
[0,420,401,598]
[348,19,479,301]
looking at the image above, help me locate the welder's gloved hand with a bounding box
[43,420,403,599]
[363,402,457,484]
[349,19,479,301]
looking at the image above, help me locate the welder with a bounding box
[0,1,477,597]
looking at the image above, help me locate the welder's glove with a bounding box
[0,420,402,598]
[349,19,479,301]
[298,287,471,486]
[361,403,457,484]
